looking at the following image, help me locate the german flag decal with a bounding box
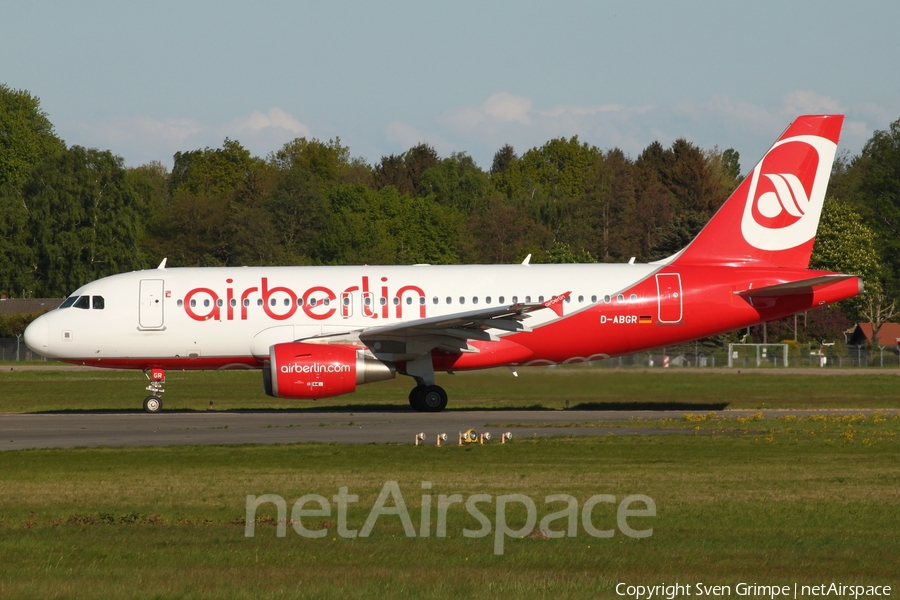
[639,315,653,324]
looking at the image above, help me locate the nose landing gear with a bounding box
[143,367,166,413]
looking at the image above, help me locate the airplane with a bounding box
[24,115,862,413]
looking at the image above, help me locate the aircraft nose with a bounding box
[23,315,49,354]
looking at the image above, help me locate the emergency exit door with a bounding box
[655,273,683,324]
[139,279,165,329]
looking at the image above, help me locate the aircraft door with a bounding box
[655,273,683,324]
[139,279,165,329]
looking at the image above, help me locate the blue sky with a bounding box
[3,1,898,173]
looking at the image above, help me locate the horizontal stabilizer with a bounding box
[735,275,859,298]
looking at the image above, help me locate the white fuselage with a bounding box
[25,263,659,368]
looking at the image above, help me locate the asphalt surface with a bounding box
[1,408,891,450]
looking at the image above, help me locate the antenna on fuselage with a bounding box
[157,258,167,270]
[521,254,532,265]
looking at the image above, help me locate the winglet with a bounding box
[542,291,571,317]
[521,254,532,265]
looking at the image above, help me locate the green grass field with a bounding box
[2,367,899,598]
[1,418,898,599]
[2,366,900,412]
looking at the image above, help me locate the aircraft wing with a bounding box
[356,292,570,358]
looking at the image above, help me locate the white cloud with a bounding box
[780,90,844,117]
[483,92,532,123]
[443,92,534,133]
[228,108,311,137]
[81,116,204,153]
[435,90,897,171]
[70,108,312,166]
[385,121,428,148]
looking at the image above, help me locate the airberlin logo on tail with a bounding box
[740,134,837,251]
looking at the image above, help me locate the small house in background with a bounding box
[0,297,65,316]
[846,322,900,347]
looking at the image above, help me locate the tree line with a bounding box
[2,83,898,344]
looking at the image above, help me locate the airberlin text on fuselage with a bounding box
[183,276,426,322]
[280,363,351,375]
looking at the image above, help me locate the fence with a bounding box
[0,337,51,362]
[591,343,899,368]
[1,337,897,368]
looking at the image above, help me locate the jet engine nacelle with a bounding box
[264,342,395,399]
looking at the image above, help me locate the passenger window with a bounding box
[630,294,638,301]
[59,296,78,309]
[177,299,184,307]
[323,298,330,306]
[92,296,105,310]
[270,298,276,307]
[538,296,544,302]
[229,299,236,307]
[283,298,290,306]
[578,295,584,303]
[310,298,317,307]
[419,297,425,305]
[446,297,452,304]
[459,297,465,305]
[406,297,413,305]
[257,299,263,306]
[617,294,625,302]
[244,299,250,307]
[512,296,518,303]
[499,296,505,304]
[485,296,492,304]
[379,298,386,306]
[393,297,399,306]
[343,297,350,306]
[525,296,531,303]
[432,297,439,304]
[73,296,90,309]
[472,297,478,305]
[190,299,197,308]
[603,295,609,303]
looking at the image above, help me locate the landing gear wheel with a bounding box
[419,385,448,413]
[143,395,163,413]
[409,386,426,411]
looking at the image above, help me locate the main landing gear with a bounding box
[143,367,166,413]
[408,385,448,412]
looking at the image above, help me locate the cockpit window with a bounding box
[92,296,105,310]
[59,296,78,309]
[73,296,90,309]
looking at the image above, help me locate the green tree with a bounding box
[152,139,276,267]
[0,84,65,190]
[318,185,460,266]
[851,118,900,297]
[810,197,882,320]
[23,146,143,296]
[0,187,35,296]
[563,149,639,262]
[373,143,440,196]
[418,152,494,215]
[170,138,258,196]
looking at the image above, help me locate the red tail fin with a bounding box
[673,115,843,268]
